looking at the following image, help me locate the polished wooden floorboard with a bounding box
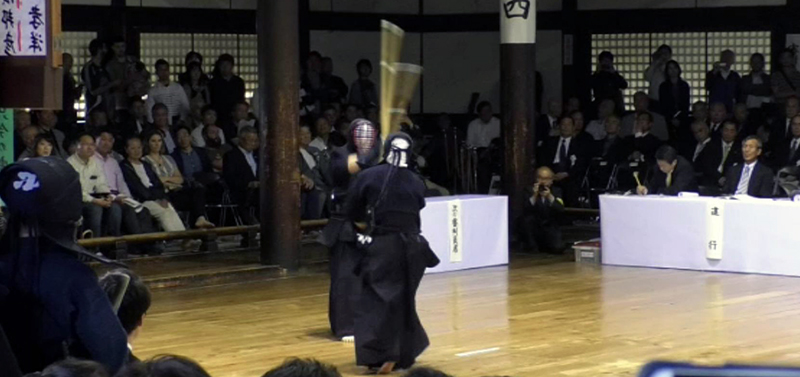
[134,257,800,376]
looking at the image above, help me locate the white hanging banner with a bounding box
[500,0,536,44]
[447,199,463,263]
[1,0,48,57]
[705,199,725,260]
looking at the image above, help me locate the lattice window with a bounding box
[140,33,258,103]
[592,31,771,111]
[61,31,97,119]
[239,34,258,102]
[140,33,192,83]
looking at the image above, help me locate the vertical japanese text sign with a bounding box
[1,0,47,57]
[705,200,724,260]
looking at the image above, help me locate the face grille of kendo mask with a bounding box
[351,121,377,156]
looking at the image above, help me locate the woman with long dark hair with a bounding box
[142,131,214,229]
[659,60,691,122]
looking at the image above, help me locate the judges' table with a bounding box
[600,195,800,277]
[421,195,508,274]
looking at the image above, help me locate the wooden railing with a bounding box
[76,209,598,259]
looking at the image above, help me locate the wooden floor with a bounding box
[133,256,800,377]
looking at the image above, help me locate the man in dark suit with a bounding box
[684,121,714,187]
[518,167,565,254]
[597,114,627,164]
[637,145,698,196]
[535,99,562,148]
[700,121,742,193]
[623,112,663,164]
[771,114,800,171]
[770,95,799,149]
[723,136,774,198]
[171,125,213,183]
[223,126,260,225]
[707,101,728,139]
[543,116,588,207]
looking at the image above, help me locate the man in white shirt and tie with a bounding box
[723,136,774,198]
[466,101,501,149]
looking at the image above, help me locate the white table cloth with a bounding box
[600,195,800,277]
[422,195,509,274]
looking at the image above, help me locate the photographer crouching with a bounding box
[517,166,566,254]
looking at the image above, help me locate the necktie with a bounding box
[792,139,799,157]
[558,139,569,169]
[736,165,751,195]
[719,143,731,173]
[666,172,673,188]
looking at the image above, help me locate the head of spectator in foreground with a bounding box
[36,109,58,131]
[238,126,259,153]
[779,48,796,71]
[786,95,800,119]
[692,121,710,143]
[202,106,217,127]
[76,133,97,162]
[176,125,194,152]
[655,145,680,175]
[21,126,40,151]
[299,125,313,150]
[143,130,165,157]
[185,51,203,68]
[261,358,341,377]
[323,105,339,126]
[750,52,765,73]
[98,269,151,342]
[605,114,621,137]
[125,136,144,162]
[96,130,115,158]
[315,116,331,139]
[41,358,108,377]
[665,59,682,82]
[33,133,56,158]
[116,355,210,377]
[131,97,147,121]
[203,124,224,149]
[741,135,763,164]
[733,103,748,124]
[536,166,555,189]
[597,51,614,71]
[719,49,736,70]
[232,101,250,123]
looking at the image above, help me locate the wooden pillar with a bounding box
[501,0,536,228]
[257,1,301,270]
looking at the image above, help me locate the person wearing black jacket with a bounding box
[723,136,775,198]
[637,145,698,195]
[542,116,589,207]
[623,112,663,164]
[698,122,743,193]
[659,60,691,137]
[0,157,128,375]
[223,126,261,225]
[120,136,186,233]
[771,114,800,171]
[518,167,565,254]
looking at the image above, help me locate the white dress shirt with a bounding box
[310,136,328,151]
[67,154,111,203]
[239,145,257,176]
[467,117,501,148]
[146,81,191,124]
[553,137,572,164]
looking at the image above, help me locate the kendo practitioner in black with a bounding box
[320,118,381,341]
[347,133,440,374]
[0,157,129,375]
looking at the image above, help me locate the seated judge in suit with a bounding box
[701,121,743,191]
[686,121,713,177]
[771,114,800,170]
[623,112,663,164]
[223,126,260,225]
[518,166,565,254]
[723,136,774,198]
[543,116,588,207]
[637,145,698,196]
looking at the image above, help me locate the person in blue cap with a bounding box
[0,156,128,375]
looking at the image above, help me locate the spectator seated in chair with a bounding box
[142,130,215,229]
[223,126,261,225]
[723,135,775,198]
